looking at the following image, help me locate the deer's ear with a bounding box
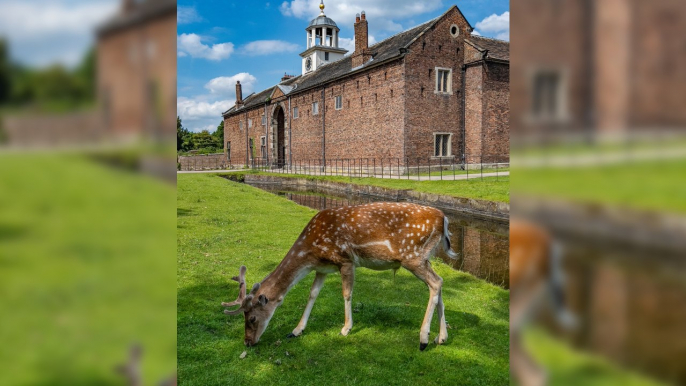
[257,294,269,306]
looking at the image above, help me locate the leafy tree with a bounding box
[192,130,215,151]
[177,117,194,152]
[211,121,224,149]
[0,38,10,104]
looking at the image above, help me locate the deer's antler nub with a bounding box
[221,265,247,310]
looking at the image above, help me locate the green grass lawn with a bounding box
[524,329,666,386]
[223,171,510,203]
[177,173,510,386]
[0,153,176,385]
[513,159,686,214]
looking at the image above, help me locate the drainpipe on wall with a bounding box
[461,64,466,167]
[264,103,269,165]
[245,111,249,167]
[321,87,326,171]
[288,96,292,166]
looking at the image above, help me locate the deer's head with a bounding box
[221,266,275,346]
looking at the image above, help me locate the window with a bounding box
[239,121,243,130]
[436,68,452,93]
[532,69,565,120]
[262,115,266,125]
[335,95,342,110]
[312,101,319,115]
[434,134,451,157]
[248,119,253,128]
[450,24,460,38]
[249,138,254,159]
[226,141,231,161]
[293,107,299,118]
[325,52,329,61]
[260,136,266,158]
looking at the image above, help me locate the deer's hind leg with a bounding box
[402,236,446,350]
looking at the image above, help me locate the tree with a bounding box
[0,38,10,104]
[176,116,194,152]
[211,121,224,149]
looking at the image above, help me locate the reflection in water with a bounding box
[247,183,510,288]
[561,243,686,384]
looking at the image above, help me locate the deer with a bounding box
[222,202,459,350]
[510,219,577,386]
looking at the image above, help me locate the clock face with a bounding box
[305,57,312,71]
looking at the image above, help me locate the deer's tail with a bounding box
[442,216,459,259]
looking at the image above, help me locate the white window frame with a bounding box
[293,107,299,119]
[527,67,570,123]
[312,101,319,115]
[261,115,266,125]
[433,133,452,157]
[248,118,253,128]
[239,121,243,130]
[435,67,453,95]
[335,95,342,110]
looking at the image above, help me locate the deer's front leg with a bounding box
[288,272,327,338]
[340,264,355,336]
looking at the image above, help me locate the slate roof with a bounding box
[97,0,176,37]
[308,16,338,29]
[465,36,509,61]
[223,7,509,117]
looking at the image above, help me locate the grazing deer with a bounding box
[222,202,458,350]
[510,219,576,386]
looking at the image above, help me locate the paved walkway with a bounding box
[177,169,509,181]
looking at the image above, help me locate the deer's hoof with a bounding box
[419,343,428,351]
[286,333,298,338]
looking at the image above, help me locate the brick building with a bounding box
[97,0,176,140]
[223,4,509,168]
[511,0,686,141]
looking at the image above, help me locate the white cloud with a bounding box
[474,11,509,41]
[338,35,377,53]
[205,73,258,99]
[178,72,259,132]
[177,6,203,24]
[240,40,300,56]
[279,0,441,33]
[0,0,117,67]
[177,33,234,61]
[177,96,233,132]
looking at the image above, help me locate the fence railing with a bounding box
[178,154,509,180]
[248,155,509,181]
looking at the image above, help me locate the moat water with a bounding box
[246,182,510,288]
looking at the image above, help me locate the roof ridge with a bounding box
[469,34,509,44]
[365,17,438,50]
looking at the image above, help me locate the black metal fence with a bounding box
[248,154,509,180]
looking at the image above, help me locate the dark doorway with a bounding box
[276,107,285,167]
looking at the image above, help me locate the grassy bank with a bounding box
[513,159,686,214]
[219,171,510,203]
[525,329,666,386]
[0,154,176,385]
[177,173,509,385]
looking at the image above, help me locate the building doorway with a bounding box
[276,106,286,167]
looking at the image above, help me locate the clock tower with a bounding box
[299,0,348,75]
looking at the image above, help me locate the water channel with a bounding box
[246,182,510,288]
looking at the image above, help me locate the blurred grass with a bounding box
[177,173,510,385]
[524,328,666,386]
[0,153,176,385]
[513,159,686,214]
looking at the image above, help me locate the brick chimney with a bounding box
[235,81,243,107]
[281,73,294,82]
[351,11,372,68]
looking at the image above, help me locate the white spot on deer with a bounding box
[402,239,405,244]
[406,223,410,227]
[421,224,425,231]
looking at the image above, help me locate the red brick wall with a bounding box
[403,8,470,160]
[483,62,510,161]
[97,13,176,139]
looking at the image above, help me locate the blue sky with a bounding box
[177,0,509,132]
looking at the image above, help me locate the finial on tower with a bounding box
[319,0,325,16]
